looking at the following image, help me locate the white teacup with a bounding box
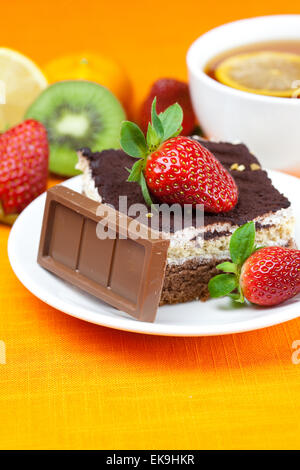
[187,15,300,170]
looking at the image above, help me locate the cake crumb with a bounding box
[250,163,261,171]
[230,163,239,170]
[237,164,246,171]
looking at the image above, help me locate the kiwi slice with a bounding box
[25,80,126,176]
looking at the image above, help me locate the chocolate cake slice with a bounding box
[76,138,295,305]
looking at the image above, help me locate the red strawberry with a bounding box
[240,247,300,306]
[139,78,196,136]
[209,222,300,307]
[121,98,238,213]
[144,135,238,212]
[0,119,49,224]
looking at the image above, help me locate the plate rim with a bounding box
[7,170,300,337]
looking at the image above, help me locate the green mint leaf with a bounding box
[127,159,143,182]
[139,172,153,207]
[159,103,183,140]
[146,123,160,150]
[120,121,148,158]
[216,262,237,274]
[229,221,256,265]
[208,274,238,298]
[151,98,164,140]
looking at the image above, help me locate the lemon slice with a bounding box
[0,48,47,131]
[215,51,300,97]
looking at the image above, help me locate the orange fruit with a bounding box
[43,52,132,111]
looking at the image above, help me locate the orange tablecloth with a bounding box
[1,0,300,450]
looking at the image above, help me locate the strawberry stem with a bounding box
[120,97,183,206]
[208,222,256,302]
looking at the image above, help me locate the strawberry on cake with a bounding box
[76,100,295,305]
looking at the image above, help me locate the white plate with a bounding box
[7,171,300,336]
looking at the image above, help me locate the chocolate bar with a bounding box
[37,186,170,322]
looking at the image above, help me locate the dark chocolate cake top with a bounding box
[80,138,290,233]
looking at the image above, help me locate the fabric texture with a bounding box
[0,0,300,450]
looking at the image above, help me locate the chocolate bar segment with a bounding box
[38,186,170,322]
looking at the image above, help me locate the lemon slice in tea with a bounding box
[215,51,300,97]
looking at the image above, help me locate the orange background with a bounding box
[1,0,300,450]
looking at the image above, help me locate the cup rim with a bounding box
[186,14,300,106]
